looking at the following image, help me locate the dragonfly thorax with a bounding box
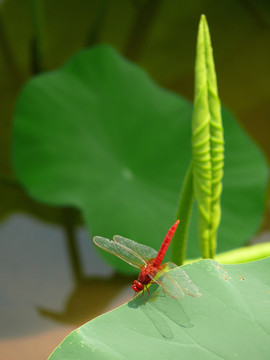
[138,265,157,284]
[132,265,158,293]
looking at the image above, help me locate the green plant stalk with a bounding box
[29,0,44,72]
[192,15,224,259]
[171,163,194,266]
[86,0,109,46]
[185,242,270,265]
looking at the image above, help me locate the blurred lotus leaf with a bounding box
[13,45,268,273]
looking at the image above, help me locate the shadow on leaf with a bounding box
[128,282,193,339]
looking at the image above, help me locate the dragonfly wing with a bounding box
[165,262,201,297]
[113,235,157,262]
[93,236,145,269]
[149,268,185,300]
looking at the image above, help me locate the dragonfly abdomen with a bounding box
[152,220,180,267]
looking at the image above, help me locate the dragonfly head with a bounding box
[132,280,144,292]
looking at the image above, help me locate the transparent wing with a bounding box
[149,262,201,299]
[165,262,201,297]
[150,268,185,299]
[93,236,146,269]
[113,235,157,262]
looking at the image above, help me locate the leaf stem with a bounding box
[171,163,194,266]
[29,0,44,73]
[185,242,270,265]
[124,0,162,60]
[86,0,109,46]
[62,207,83,283]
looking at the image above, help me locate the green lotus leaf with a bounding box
[13,45,268,273]
[48,258,270,359]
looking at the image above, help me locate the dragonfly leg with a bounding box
[136,287,145,299]
[142,286,151,304]
[136,286,150,303]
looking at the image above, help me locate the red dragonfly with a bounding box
[93,220,200,299]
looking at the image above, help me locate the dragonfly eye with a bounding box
[132,280,144,292]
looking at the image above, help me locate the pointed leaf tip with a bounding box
[192,15,224,259]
